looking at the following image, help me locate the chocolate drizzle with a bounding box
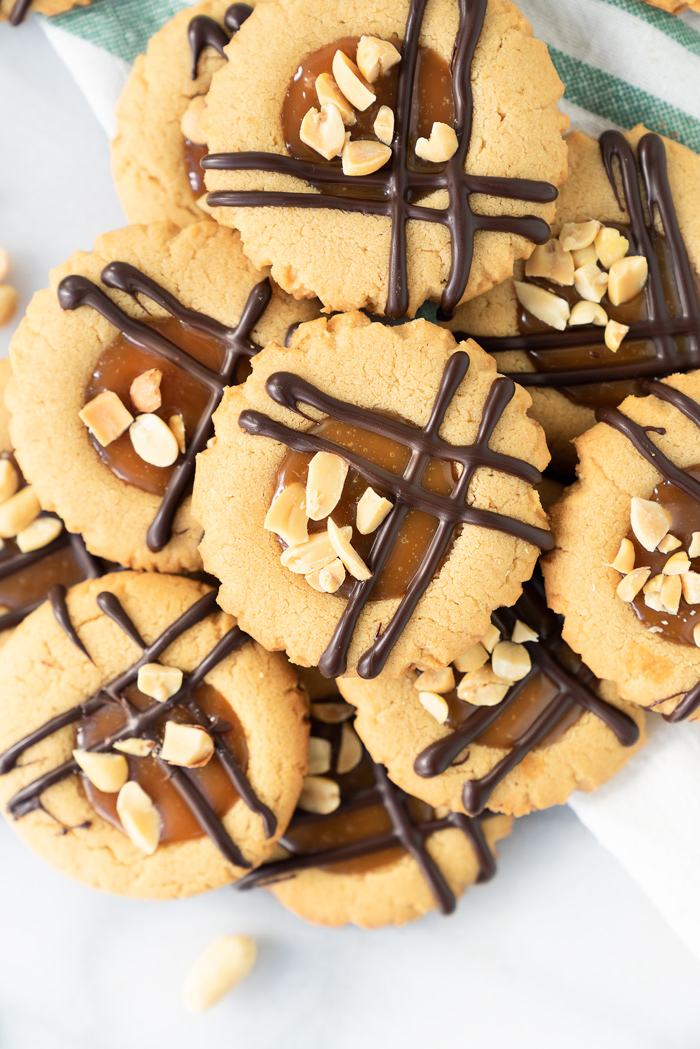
[8,0,34,25]
[58,263,272,552]
[413,574,639,814]
[597,379,700,722]
[188,3,252,79]
[467,132,700,388]
[237,706,496,914]
[240,349,553,678]
[202,0,556,318]
[0,587,276,865]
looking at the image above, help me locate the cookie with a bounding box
[202,0,567,317]
[113,2,256,227]
[193,311,552,679]
[0,358,109,648]
[639,0,699,11]
[0,571,309,898]
[442,127,700,471]
[237,667,511,928]
[7,220,318,573]
[0,0,90,23]
[340,575,645,818]
[544,371,700,723]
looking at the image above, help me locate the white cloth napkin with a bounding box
[38,0,700,963]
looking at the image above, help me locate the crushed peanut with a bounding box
[452,642,489,672]
[310,700,354,723]
[662,551,691,575]
[130,368,163,413]
[168,413,187,454]
[616,566,651,602]
[524,239,575,286]
[0,247,9,283]
[0,459,18,504]
[317,557,346,593]
[332,50,376,111]
[298,775,341,814]
[79,390,133,448]
[315,72,356,125]
[129,413,182,468]
[337,723,363,774]
[180,94,207,145]
[281,526,351,575]
[307,736,332,775]
[418,690,449,724]
[604,319,629,353]
[681,571,700,604]
[327,517,371,580]
[264,483,308,549]
[137,662,183,703]
[660,574,682,615]
[481,624,501,653]
[300,104,346,161]
[16,515,62,553]
[306,451,348,521]
[356,487,393,534]
[72,749,129,793]
[511,619,539,644]
[374,105,395,145]
[568,301,608,326]
[160,722,215,768]
[456,665,510,707]
[609,537,635,574]
[183,936,257,1013]
[341,138,391,176]
[690,532,700,559]
[415,121,458,163]
[559,220,601,252]
[113,738,156,758]
[513,280,570,331]
[116,780,161,855]
[414,666,455,693]
[572,244,598,268]
[630,496,671,552]
[491,640,531,682]
[595,226,629,269]
[0,485,40,539]
[608,256,648,306]
[657,534,681,553]
[356,36,401,83]
[0,284,17,328]
[574,263,608,304]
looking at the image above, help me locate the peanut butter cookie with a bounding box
[0,0,90,23]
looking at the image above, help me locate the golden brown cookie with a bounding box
[112,2,257,227]
[639,0,700,11]
[193,311,552,679]
[340,576,645,818]
[237,667,511,928]
[7,220,318,574]
[0,0,90,23]
[544,371,700,723]
[442,127,700,471]
[202,0,567,317]
[0,571,309,898]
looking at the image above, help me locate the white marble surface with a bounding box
[1,17,699,1049]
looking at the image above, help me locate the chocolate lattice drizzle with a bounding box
[414,574,639,814]
[188,3,252,78]
[468,132,700,389]
[597,380,700,722]
[0,586,276,866]
[7,0,39,25]
[237,704,497,915]
[58,263,272,553]
[240,349,553,679]
[202,0,557,318]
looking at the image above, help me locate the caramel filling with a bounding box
[281,35,453,184]
[521,229,688,409]
[628,464,700,645]
[274,416,457,600]
[84,315,244,496]
[76,683,247,845]
[184,138,208,196]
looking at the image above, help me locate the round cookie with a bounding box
[113,2,258,227]
[0,571,309,898]
[0,0,90,23]
[193,311,552,679]
[202,0,567,317]
[7,220,318,573]
[339,577,645,818]
[238,668,511,928]
[544,371,700,723]
[442,127,700,471]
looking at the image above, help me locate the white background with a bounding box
[1,18,699,1049]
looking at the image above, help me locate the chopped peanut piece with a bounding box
[180,95,207,144]
[16,516,62,553]
[609,537,635,574]
[116,781,161,855]
[281,526,351,575]
[113,738,156,758]
[137,662,183,703]
[414,667,455,693]
[457,666,510,707]
[694,622,700,647]
[168,413,187,454]
[306,451,348,520]
[342,139,391,176]
[415,122,458,164]
[299,775,341,814]
[337,723,363,773]
[73,749,128,793]
[524,239,574,286]
[511,620,539,644]
[513,281,570,331]
[374,105,395,145]
[616,567,651,602]
[264,483,308,549]
[418,690,449,723]
[307,736,332,775]
[630,496,671,552]
[657,534,681,553]
[595,226,629,269]
[572,244,598,268]
[0,285,18,328]
[452,642,489,672]
[643,573,664,612]
[300,104,345,161]
[690,532,700,558]
[660,574,682,615]
[569,301,608,326]
[0,458,18,504]
[315,72,356,125]
[491,641,531,682]
[130,368,163,413]
[79,390,133,448]
[160,722,215,768]
[310,700,354,723]
[327,517,372,580]
[681,571,700,604]
[608,256,648,306]
[604,319,629,353]
[574,263,608,303]
[317,558,346,593]
[332,50,376,110]
[356,487,393,534]
[0,247,9,283]
[559,220,601,252]
[482,624,501,653]
[129,413,180,467]
[356,35,401,83]
[662,551,691,575]
[0,485,40,538]
[184,936,257,1013]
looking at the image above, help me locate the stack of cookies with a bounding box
[2,0,699,961]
